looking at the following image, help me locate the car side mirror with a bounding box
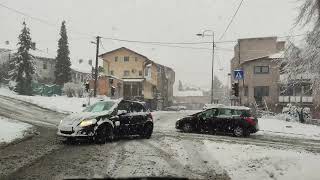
[117,110,128,115]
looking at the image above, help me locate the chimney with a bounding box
[88,59,93,66]
[79,59,83,64]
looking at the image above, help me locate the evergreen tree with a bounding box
[55,21,71,85]
[11,22,35,95]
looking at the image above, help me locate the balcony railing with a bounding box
[279,96,313,103]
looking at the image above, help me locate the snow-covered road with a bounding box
[1,95,320,179]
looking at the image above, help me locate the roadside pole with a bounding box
[93,36,100,97]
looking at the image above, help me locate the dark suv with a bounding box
[58,99,153,143]
[175,106,259,137]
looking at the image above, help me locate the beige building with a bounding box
[99,47,175,110]
[230,37,285,111]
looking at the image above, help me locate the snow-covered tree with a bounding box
[281,0,320,92]
[11,22,35,95]
[213,76,223,90]
[178,80,183,91]
[55,21,71,85]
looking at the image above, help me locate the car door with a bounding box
[204,108,218,131]
[117,100,132,135]
[215,108,232,132]
[129,102,146,130]
[197,108,217,132]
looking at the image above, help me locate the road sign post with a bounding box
[233,69,244,105]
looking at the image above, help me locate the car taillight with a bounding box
[149,113,153,121]
[245,117,256,126]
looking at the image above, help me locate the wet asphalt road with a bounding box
[1,95,320,179]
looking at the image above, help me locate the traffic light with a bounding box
[111,86,115,96]
[85,83,90,92]
[232,82,239,97]
[234,83,239,97]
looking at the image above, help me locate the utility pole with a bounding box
[211,33,215,104]
[196,30,215,104]
[238,40,241,105]
[94,36,100,97]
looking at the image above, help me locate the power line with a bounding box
[219,0,245,40]
[100,38,213,51]
[101,36,216,45]
[0,2,56,27]
[0,2,93,38]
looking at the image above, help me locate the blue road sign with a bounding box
[234,69,244,80]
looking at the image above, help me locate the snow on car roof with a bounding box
[205,104,250,110]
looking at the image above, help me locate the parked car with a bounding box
[57,99,153,143]
[175,106,259,137]
[165,106,187,111]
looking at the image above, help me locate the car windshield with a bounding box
[83,101,115,113]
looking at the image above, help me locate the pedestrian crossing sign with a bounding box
[234,70,244,80]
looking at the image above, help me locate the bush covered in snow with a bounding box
[62,82,85,97]
[266,104,311,123]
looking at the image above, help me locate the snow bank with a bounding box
[203,140,320,180]
[256,118,320,140]
[0,116,33,144]
[0,87,103,113]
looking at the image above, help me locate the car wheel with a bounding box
[141,122,153,139]
[233,126,244,137]
[94,125,108,144]
[105,125,115,142]
[182,123,193,133]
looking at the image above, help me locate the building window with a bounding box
[135,57,138,62]
[132,69,136,73]
[139,70,143,76]
[254,86,269,97]
[43,62,47,70]
[124,56,129,62]
[254,66,269,74]
[244,86,248,96]
[280,85,293,96]
[124,70,130,76]
[303,84,312,96]
[110,70,114,75]
[115,56,118,62]
[145,67,151,77]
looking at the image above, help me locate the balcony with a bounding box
[279,96,313,103]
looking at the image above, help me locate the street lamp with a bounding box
[196,30,215,104]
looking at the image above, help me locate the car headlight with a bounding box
[79,119,96,127]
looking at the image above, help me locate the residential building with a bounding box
[89,75,123,98]
[230,37,285,111]
[278,72,320,118]
[155,64,175,109]
[71,59,93,84]
[99,47,175,110]
[0,48,11,65]
[31,50,56,84]
[173,90,209,110]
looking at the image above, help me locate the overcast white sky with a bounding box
[0,0,307,89]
